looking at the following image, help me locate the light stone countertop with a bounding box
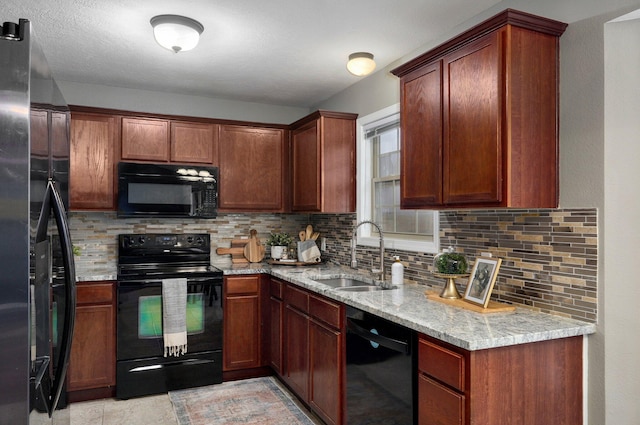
[219,262,596,351]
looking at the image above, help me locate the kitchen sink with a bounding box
[335,286,386,292]
[314,277,374,288]
[313,277,396,291]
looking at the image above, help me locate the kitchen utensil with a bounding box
[299,230,306,241]
[216,239,250,263]
[244,229,265,263]
[311,232,320,240]
[305,225,313,241]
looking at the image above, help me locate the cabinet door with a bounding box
[218,125,285,211]
[170,121,216,164]
[223,276,261,371]
[269,295,284,375]
[121,117,169,162]
[309,320,343,425]
[442,31,501,205]
[400,62,443,207]
[70,113,117,210]
[284,305,309,401]
[291,120,321,212]
[67,282,115,393]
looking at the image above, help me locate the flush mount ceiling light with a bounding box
[150,15,204,53]
[347,52,376,76]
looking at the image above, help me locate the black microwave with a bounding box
[117,162,218,218]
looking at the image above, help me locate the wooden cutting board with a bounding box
[244,229,265,263]
[216,239,250,263]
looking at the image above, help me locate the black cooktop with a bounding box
[117,233,223,281]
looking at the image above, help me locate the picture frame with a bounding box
[463,257,502,308]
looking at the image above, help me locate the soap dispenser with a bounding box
[391,256,404,285]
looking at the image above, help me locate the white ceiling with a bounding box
[5,0,502,108]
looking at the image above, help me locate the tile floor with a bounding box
[69,394,178,425]
[68,384,323,425]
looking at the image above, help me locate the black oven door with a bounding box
[117,277,222,361]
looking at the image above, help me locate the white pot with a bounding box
[271,245,287,260]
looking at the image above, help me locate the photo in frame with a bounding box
[463,257,502,308]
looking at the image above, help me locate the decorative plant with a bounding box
[266,232,294,246]
[435,252,468,274]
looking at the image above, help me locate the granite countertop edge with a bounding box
[218,262,596,351]
[79,262,596,351]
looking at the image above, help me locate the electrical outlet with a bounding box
[320,237,327,251]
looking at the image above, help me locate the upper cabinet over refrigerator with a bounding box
[0,19,77,425]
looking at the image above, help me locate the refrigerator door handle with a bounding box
[47,180,77,416]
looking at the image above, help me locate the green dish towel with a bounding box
[162,278,187,357]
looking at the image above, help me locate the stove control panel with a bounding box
[119,233,209,249]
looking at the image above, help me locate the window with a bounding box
[356,104,439,253]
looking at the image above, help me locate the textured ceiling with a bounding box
[5,0,502,108]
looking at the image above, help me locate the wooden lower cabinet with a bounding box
[309,318,342,425]
[223,275,264,371]
[67,281,116,402]
[418,333,583,425]
[280,282,345,425]
[269,278,284,375]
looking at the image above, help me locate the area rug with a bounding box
[169,377,317,425]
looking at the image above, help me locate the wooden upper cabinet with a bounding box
[121,117,169,162]
[218,124,286,211]
[70,112,118,210]
[170,121,217,165]
[290,111,357,213]
[30,108,49,158]
[392,9,567,209]
[443,32,501,205]
[400,62,443,207]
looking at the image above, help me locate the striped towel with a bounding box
[162,278,188,357]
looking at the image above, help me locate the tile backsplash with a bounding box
[70,212,309,277]
[310,209,598,323]
[71,208,597,323]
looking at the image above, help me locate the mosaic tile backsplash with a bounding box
[70,208,597,323]
[310,209,598,323]
[69,212,309,276]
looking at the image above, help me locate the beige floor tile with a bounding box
[70,395,177,425]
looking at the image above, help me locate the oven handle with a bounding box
[117,278,222,287]
[128,358,217,373]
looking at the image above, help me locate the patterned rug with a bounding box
[169,377,318,425]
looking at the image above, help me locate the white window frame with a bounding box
[356,103,440,253]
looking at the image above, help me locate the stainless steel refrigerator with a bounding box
[0,19,77,425]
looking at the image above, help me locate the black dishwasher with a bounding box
[346,306,416,424]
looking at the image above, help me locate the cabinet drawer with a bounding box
[284,285,309,313]
[419,374,464,425]
[226,276,259,295]
[77,282,113,305]
[419,337,465,391]
[309,295,342,330]
[270,279,283,299]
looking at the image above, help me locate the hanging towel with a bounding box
[162,278,188,357]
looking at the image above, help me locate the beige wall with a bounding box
[604,15,640,424]
[57,80,310,124]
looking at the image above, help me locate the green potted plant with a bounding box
[266,232,294,259]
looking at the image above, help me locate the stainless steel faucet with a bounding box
[351,220,385,281]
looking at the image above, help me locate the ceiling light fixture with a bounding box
[347,52,376,77]
[150,15,204,53]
